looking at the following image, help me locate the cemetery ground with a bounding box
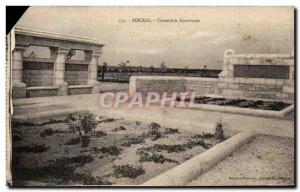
[10,93,295,186]
[11,113,226,186]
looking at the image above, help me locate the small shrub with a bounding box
[214,121,225,140]
[13,144,49,153]
[64,137,81,145]
[122,135,145,147]
[186,139,209,149]
[191,132,214,139]
[39,118,65,126]
[93,131,107,138]
[164,128,179,134]
[141,144,186,153]
[50,155,94,167]
[113,164,145,179]
[138,151,178,164]
[40,128,54,137]
[81,136,90,148]
[65,113,76,123]
[148,122,162,141]
[112,126,126,132]
[94,145,122,156]
[100,118,116,123]
[81,114,97,134]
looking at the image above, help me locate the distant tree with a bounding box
[160,62,167,69]
[149,64,154,73]
[202,65,208,77]
[101,62,107,81]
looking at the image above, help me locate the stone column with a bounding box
[12,45,27,98]
[53,47,68,96]
[88,51,101,94]
[218,49,235,79]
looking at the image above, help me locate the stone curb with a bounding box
[141,131,255,186]
[190,103,294,118]
[13,108,90,121]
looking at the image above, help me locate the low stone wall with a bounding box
[26,87,58,98]
[185,77,219,95]
[129,76,187,96]
[129,76,219,96]
[68,85,92,95]
[129,76,294,103]
[130,50,294,103]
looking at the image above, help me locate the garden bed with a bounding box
[183,96,291,111]
[11,113,227,186]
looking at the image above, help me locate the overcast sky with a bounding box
[16,6,294,69]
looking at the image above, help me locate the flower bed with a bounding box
[11,113,227,186]
[183,96,291,111]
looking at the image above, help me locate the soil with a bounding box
[11,113,225,186]
[183,96,291,111]
[187,135,294,186]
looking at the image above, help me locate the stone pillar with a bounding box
[218,49,235,79]
[53,48,68,96]
[12,45,27,98]
[88,51,101,94]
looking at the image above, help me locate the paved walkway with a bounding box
[13,93,294,138]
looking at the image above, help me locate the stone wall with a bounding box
[11,27,104,98]
[129,76,219,96]
[65,63,89,85]
[26,87,58,97]
[130,49,294,103]
[23,60,54,86]
[218,49,294,102]
[129,76,186,96]
[68,86,92,95]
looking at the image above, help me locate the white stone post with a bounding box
[88,51,101,93]
[53,48,68,96]
[12,45,27,98]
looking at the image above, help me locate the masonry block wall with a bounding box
[23,59,54,86]
[65,63,89,85]
[11,27,104,98]
[218,49,294,102]
[129,76,187,96]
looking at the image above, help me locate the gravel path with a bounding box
[187,135,294,186]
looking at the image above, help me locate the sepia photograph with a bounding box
[6,6,295,187]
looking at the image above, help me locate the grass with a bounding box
[113,164,145,179]
[93,145,122,156]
